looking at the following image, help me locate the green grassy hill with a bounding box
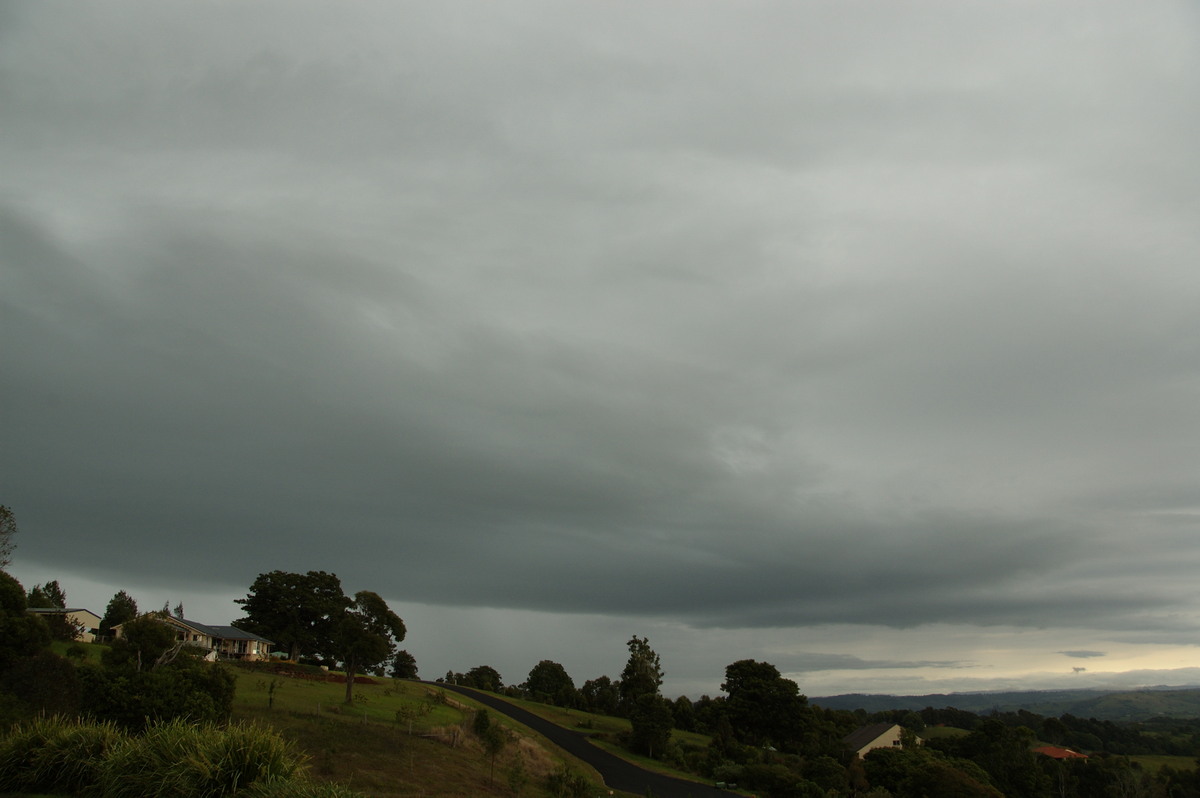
[227,665,649,797]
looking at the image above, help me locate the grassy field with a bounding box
[228,666,628,797]
[918,725,970,740]
[2,645,695,797]
[48,640,104,664]
[1128,754,1197,774]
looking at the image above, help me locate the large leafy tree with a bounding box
[234,570,350,661]
[628,693,674,758]
[390,649,418,679]
[333,590,405,704]
[102,614,179,672]
[27,580,79,640]
[618,635,663,715]
[99,590,139,639]
[26,580,66,608]
[0,571,51,671]
[523,660,577,706]
[580,675,619,716]
[671,695,697,732]
[721,659,810,748]
[464,665,504,692]
[0,504,17,568]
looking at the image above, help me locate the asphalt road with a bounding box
[425,682,742,798]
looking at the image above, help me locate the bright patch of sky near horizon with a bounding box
[3,0,1200,698]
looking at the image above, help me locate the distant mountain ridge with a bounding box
[811,686,1200,722]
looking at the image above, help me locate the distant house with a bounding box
[113,615,272,662]
[844,723,906,758]
[1033,745,1088,760]
[26,607,102,643]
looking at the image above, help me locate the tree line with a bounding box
[441,643,1200,798]
[4,504,1200,798]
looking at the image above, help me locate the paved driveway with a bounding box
[426,682,741,798]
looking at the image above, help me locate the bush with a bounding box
[0,717,330,798]
[545,764,594,798]
[0,715,122,793]
[0,649,81,718]
[91,719,306,798]
[79,658,236,731]
[240,778,368,797]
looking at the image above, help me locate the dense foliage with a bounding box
[234,570,351,662]
[333,590,406,703]
[0,573,237,731]
[0,505,16,569]
[390,649,418,679]
[99,590,139,640]
[0,716,362,797]
[0,571,50,674]
[235,571,406,704]
[522,659,577,706]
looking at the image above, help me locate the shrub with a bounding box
[0,715,122,793]
[0,649,81,718]
[0,717,316,798]
[545,764,594,798]
[79,658,236,731]
[194,721,307,793]
[91,719,306,798]
[240,777,368,797]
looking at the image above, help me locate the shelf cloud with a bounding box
[4,0,1199,696]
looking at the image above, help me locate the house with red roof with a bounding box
[1033,745,1088,760]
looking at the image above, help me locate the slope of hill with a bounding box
[811,687,1200,721]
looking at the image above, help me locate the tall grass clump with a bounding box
[240,777,369,797]
[194,720,307,794]
[0,715,123,794]
[92,718,307,798]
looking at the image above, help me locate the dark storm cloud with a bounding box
[1061,651,1107,659]
[4,1,1200,689]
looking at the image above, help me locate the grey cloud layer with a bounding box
[3,2,1200,648]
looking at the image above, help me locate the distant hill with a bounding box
[811,687,1200,722]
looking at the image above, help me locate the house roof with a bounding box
[202,624,273,643]
[1033,745,1088,760]
[114,614,272,644]
[843,723,900,751]
[27,607,99,616]
[174,618,273,644]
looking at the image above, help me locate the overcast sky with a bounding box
[4,1,1200,699]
